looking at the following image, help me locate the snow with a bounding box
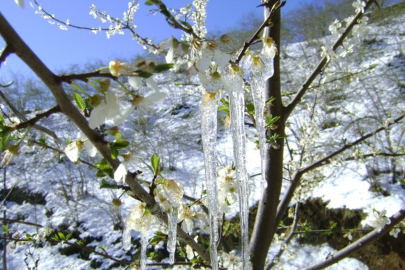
[1,7,405,270]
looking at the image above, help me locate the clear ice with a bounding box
[228,74,250,270]
[167,206,179,264]
[201,96,219,270]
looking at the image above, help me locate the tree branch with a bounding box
[275,113,405,230]
[0,11,210,263]
[14,105,60,130]
[234,0,286,64]
[301,206,405,270]
[0,44,14,68]
[0,90,60,142]
[284,0,377,119]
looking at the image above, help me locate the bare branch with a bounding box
[284,0,377,119]
[14,105,60,130]
[0,90,60,142]
[301,206,405,270]
[275,114,405,230]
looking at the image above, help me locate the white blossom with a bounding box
[89,90,120,128]
[352,0,366,13]
[261,37,277,59]
[14,0,24,8]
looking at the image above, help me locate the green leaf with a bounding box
[112,140,130,149]
[136,71,153,78]
[100,179,119,189]
[110,146,119,160]
[73,93,86,111]
[246,103,255,115]
[220,98,229,106]
[0,126,11,152]
[58,232,66,241]
[95,159,114,178]
[2,225,8,234]
[154,63,174,73]
[151,154,160,173]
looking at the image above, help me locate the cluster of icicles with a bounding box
[200,56,274,269]
[123,55,273,270]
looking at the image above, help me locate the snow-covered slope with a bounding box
[1,6,405,270]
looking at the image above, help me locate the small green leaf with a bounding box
[154,63,174,73]
[136,71,153,78]
[58,232,66,240]
[112,140,130,149]
[246,103,255,115]
[110,146,119,159]
[73,93,86,111]
[151,154,160,173]
[2,225,8,234]
[100,179,119,189]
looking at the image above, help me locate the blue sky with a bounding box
[0,0,306,81]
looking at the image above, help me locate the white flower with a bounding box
[217,166,238,213]
[185,245,194,260]
[178,203,194,233]
[14,0,24,8]
[220,250,242,270]
[109,60,133,77]
[123,203,155,249]
[352,0,366,13]
[389,227,401,238]
[154,179,184,211]
[340,44,354,58]
[64,132,97,163]
[329,19,343,35]
[321,46,338,62]
[89,90,120,128]
[261,37,277,59]
[370,210,391,233]
[196,41,231,71]
[198,68,226,92]
[114,164,127,183]
[113,91,166,126]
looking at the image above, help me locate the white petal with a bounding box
[114,106,135,126]
[89,105,108,129]
[214,50,231,68]
[144,92,166,104]
[84,141,97,157]
[114,164,127,183]
[128,76,143,89]
[145,77,160,92]
[105,90,120,118]
[64,142,79,162]
[196,54,211,72]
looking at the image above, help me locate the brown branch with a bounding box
[284,0,378,119]
[0,90,60,142]
[275,113,405,230]
[56,70,116,83]
[0,44,14,68]
[14,105,60,130]
[0,11,210,263]
[301,206,405,270]
[234,0,286,64]
[0,217,43,228]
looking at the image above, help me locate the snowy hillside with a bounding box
[1,4,405,270]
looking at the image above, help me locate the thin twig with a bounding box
[0,90,60,142]
[275,113,405,229]
[301,206,405,270]
[14,106,60,130]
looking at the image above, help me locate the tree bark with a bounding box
[249,2,285,269]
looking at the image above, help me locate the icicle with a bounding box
[250,55,273,186]
[140,233,148,270]
[201,93,219,270]
[167,206,179,264]
[227,67,250,270]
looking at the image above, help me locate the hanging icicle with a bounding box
[249,54,274,185]
[227,64,250,270]
[200,91,219,270]
[154,179,184,265]
[167,206,179,264]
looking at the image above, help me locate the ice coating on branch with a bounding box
[167,207,179,264]
[248,54,274,184]
[200,92,219,270]
[226,65,250,270]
